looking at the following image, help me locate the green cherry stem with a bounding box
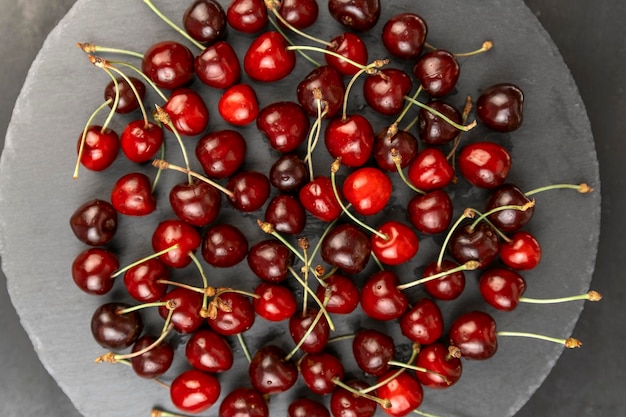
[267,16,321,67]
[403,95,477,132]
[524,183,593,196]
[360,344,420,394]
[394,85,423,133]
[396,260,480,291]
[77,42,145,60]
[287,266,335,331]
[386,360,451,385]
[153,105,193,184]
[152,159,235,198]
[447,95,473,161]
[452,40,494,57]
[467,200,535,238]
[151,408,194,417]
[265,0,333,47]
[391,149,426,195]
[109,59,168,102]
[285,291,331,361]
[237,333,252,364]
[110,244,180,278]
[332,378,392,410]
[496,332,582,348]
[73,98,113,179]
[341,59,389,120]
[520,290,602,304]
[96,323,175,364]
[142,0,205,51]
[436,208,476,268]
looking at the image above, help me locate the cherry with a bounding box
[476,83,524,132]
[297,65,346,119]
[485,183,535,232]
[123,258,169,303]
[130,335,174,379]
[375,370,423,417]
[196,129,247,179]
[363,68,413,116]
[373,128,419,172]
[104,76,145,114]
[328,0,381,32]
[448,310,498,360]
[226,171,271,212]
[164,88,210,136]
[227,0,268,33]
[479,267,527,311]
[208,291,256,335]
[371,221,419,266]
[407,147,455,191]
[289,309,330,354]
[110,172,156,216]
[257,101,311,153]
[151,219,202,268]
[195,41,241,89]
[170,180,221,227]
[269,154,309,191]
[326,32,368,76]
[219,387,269,417]
[218,83,259,126]
[244,31,295,82]
[202,223,248,267]
[247,239,294,283]
[264,194,307,235]
[421,259,466,301]
[352,328,395,376]
[76,125,119,172]
[415,343,462,389]
[412,49,460,97]
[159,287,204,334]
[183,0,227,45]
[170,369,221,413]
[299,176,343,222]
[185,329,234,373]
[407,190,453,235]
[248,345,298,394]
[324,115,375,167]
[71,248,119,295]
[120,120,163,163]
[458,141,511,189]
[381,13,428,60]
[142,41,194,89]
[316,274,359,314]
[500,230,542,270]
[321,223,371,274]
[449,221,500,267]
[342,167,392,215]
[361,271,408,321]
[399,298,444,345]
[417,100,462,146]
[90,302,143,349]
[330,379,377,417]
[70,199,118,246]
[300,352,345,395]
[253,282,298,321]
[279,0,319,29]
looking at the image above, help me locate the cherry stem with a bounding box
[265,0,333,47]
[106,324,175,363]
[394,85,423,131]
[153,105,193,184]
[300,237,311,314]
[99,68,121,133]
[330,159,388,240]
[105,63,150,127]
[447,95,473,161]
[266,16,321,67]
[76,42,144,59]
[496,331,582,348]
[73,98,113,179]
[188,252,210,312]
[386,360,451,385]
[287,45,373,71]
[109,59,168,102]
[152,143,167,192]
[412,409,444,417]
[524,183,593,196]
[342,59,388,120]
[332,378,392,409]
[396,260,480,291]
[453,40,494,57]
[237,333,252,364]
[116,300,172,315]
[142,0,205,51]
[327,334,356,344]
[151,408,194,417]
[287,266,335,331]
[520,290,602,304]
[468,201,535,234]
[436,208,476,268]
[152,159,235,198]
[360,344,420,394]
[391,149,426,195]
[304,91,328,179]
[285,292,331,361]
[403,96,477,132]
[110,244,180,278]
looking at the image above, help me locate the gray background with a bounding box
[0,1,624,416]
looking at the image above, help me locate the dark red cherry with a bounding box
[247,239,294,283]
[479,268,526,311]
[120,120,163,163]
[328,0,381,32]
[248,345,298,394]
[159,287,204,334]
[195,41,241,89]
[458,141,511,189]
[130,335,174,379]
[110,172,156,216]
[90,302,142,349]
[412,50,460,97]
[363,68,412,116]
[208,291,256,335]
[219,387,269,417]
[104,76,146,114]
[185,329,234,373]
[142,41,194,90]
[342,167,392,216]
[500,230,542,270]
[407,147,454,191]
[202,223,248,267]
[253,283,298,321]
[326,32,368,76]
[316,274,360,314]
[381,13,428,60]
[269,154,309,191]
[321,223,371,274]
[227,0,268,33]
[244,31,295,82]
[164,88,210,136]
[264,194,306,235]
[257,101,310,153]
[449,221,500,268]
[324,114,374,167]
[71,248,118,295]
[289,309,330,354]
[407,190,453,235]
[375,371,423,417]
[476,83,524,132]
[279,0,319,29]
[288,399,329,417]
[77,125,119,172]
[399,298,444,345]
[485,183,534,232]
[70,199,118,246]
[123,258,169,303]
[330,379,377,417]
[183,0,227,45]
[415,343,462,389]
[417,100,462,146]
[352,328,395,376]
[227,171,271,212]
[297,65,346,119]
[449,310,498,360]
[421,259,466,301]
[299,176,342,222]
[371,221,419,266]
[196,129,247,179]
[373,128,418,172]
[360,271,408,321]
[300,352,344,395]
[151,219,202,268]
[218,83,259,126]
[170,369,221,413]
[169,180,221,227]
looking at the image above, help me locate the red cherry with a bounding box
[69,199,118,246]
[328,0,381,32]
[373,128,419,172]
[407,147,455,191]
[104,76,146,114]
[458,141,512,189]
[169,180,221,227]
[363,68,412,116]
[500,230,542,270]
[371,221,419,266]
[253,283,297,321]
[412,49,460,97]
[399,298,444,345]
[142,41,194,90]
[164,88,210,136]
[194,41,241,89]
[485,183,535,232]
[159,287,205,334]
[476,83,524,132]
[342,167,392,215]
[151,219,202,268]
[123,258,169,303]
[130,335,174,379]
[289,309,330,354]
[120,120,163,163]
[449,310,498,360]
[375,370,423,416]
[326,32,368,76]
[90,302,142,349]
[196,129,247,179]
[256,101,310,153]
[264,194,307,235]
[248,345,298,394]
[407,190,453,235]
[299,176,342,222]
[288,398,330,417]
[415,343,462,389]
[297,65,346,119]
[226,171,271,212]
[170,369,221,413]
[421,259,466,301]
[218,83,259,126]
[352,328,395,376]
[417,100,462,146]
[329,379,377,417]
[269,154,309,191]
[201,223,248,267]
[183,0,227,45]
[300,352,345,395]
[208,291,255,335]
[279,0,319,29]
[71,248,118,295]
[321,223,371,275]
[247,239,294,283]
[479,268,527,311]
[449,221,500,268]
[360,271,408,321]
[185,329,234,373]
[77,125,119,172]
[227,0,268,33]
[324,114,375,167]
[219,387,269,417]
[382,13,428,60]
[110,172,156,216]
[315,274,360,314]
[244,31,295,82]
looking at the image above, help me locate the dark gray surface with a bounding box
[0,1,621,417]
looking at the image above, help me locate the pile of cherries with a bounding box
[68,1,596,416]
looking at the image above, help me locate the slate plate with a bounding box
[0,0,600,416]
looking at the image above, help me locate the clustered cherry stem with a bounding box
[403,95,477,132]
[77,42,144,59]
[152,159,235,198]
[396,260,480,291]
[142,0,205,51]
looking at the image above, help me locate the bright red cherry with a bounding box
[248,345,298,394]
[196,129,247,179]
[227,0,268,33]
[479,268,527,311]
[300,352,345,395]
[244,31,295,82]
[315,274,360,314]
[159,287,205,334]
[257,101,310,153]
[208,291,255,335]
[476,83,524,132]
[170,369,221,413]
[289,309,330,354]
[164,88,210,136]
[142,41,194,89]
[407,147,454,191]
[407,190,453,235]
[123,258,169,303]
[399,298,444,345]
[226,171,271,212]
[500,230,542,270]
[458,141,511,189]
[421,259,466,301]
[371,221,419,266]
[381,13,428,60]
[361,271,408,321]
[288,399,329,417]
[218,83,259,126]
[185,329,234,373]
[120,120,163,163]
[219,387,269,417]
[195,41,241,89]
[415,343,462,389]
[363,68,412,116]
[253,283,297,321]
[110,172,156,216]
[77,125,119,172]
[71,248,118,295]
[342,167,392,215]
[201,223,248,267]
[326,32,368,76]
[375,370,423,416]
[169,180,221,227]
[299,176,342,222]
[352,328,395,376]
[324,114,375,167]
[151,219,202,268]
[449,310,498,360]
[412,50,460,97]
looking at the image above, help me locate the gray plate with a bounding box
[0,0,600,416]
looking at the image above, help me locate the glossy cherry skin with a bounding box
[248,345,298,394]
[371,221,419,266]
[219,387,269,417]
[407,190,453,235]
[289,309,330,354]
[70,199,118,246]
[227,0,268,33]
[407,148,455,191]
[123,258,169,303]
[151,219,202,268]
[299,176,342,222]
[186,329,234,373]
[279,0,319,29]
[77,125,119,172]
[130,335,174,378]
[449,310,498,360]
[257,101,310,153]
[421,259,466,301]
[120,120,163,163]
[458,141,511,189]
[375,370,423,417]
[316,274,360,314]
[382,13,428,60]
[330,379,377,417]
[264,194,306,235]
[479,268,526,311]
[418,100,462,146]
[476,83,524,132]
[299,352,345,395]
[321,223,371,274]
[183,0,227,45]
[104,76,146,114]
[170,369,221,414]
[412,50,460,97]
[415,343,462,389]
[71,248,118,295]
[328,0,381,32]
[253,283,297,321]
[195,41,241,89]
[227,171,271,212]
[342,167,392,215]
[399,298,444,345]
[110,172,156,216]
[449,221,500,268]
[325,114,375,167]
[361,271,408,321]
[164,88,210,136]
[159,288,204,334]
[363,68,412,116]
[326,32,368,76]
[500,230,542,270]
[196,129,247,179]
[208,291,256,335]
[485,183,534,232]
[202,223,248,267]
[269,154,309,191]
[352,328,395,376]
[244,31,295,82]
[142,41,194,89]
[218,83,259,126]
[297,65,346,119]
[373,128,419,172]
[90,302,142,350]
[247,239,294,283]
[169,180,221,227]
[288,399,329,417]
